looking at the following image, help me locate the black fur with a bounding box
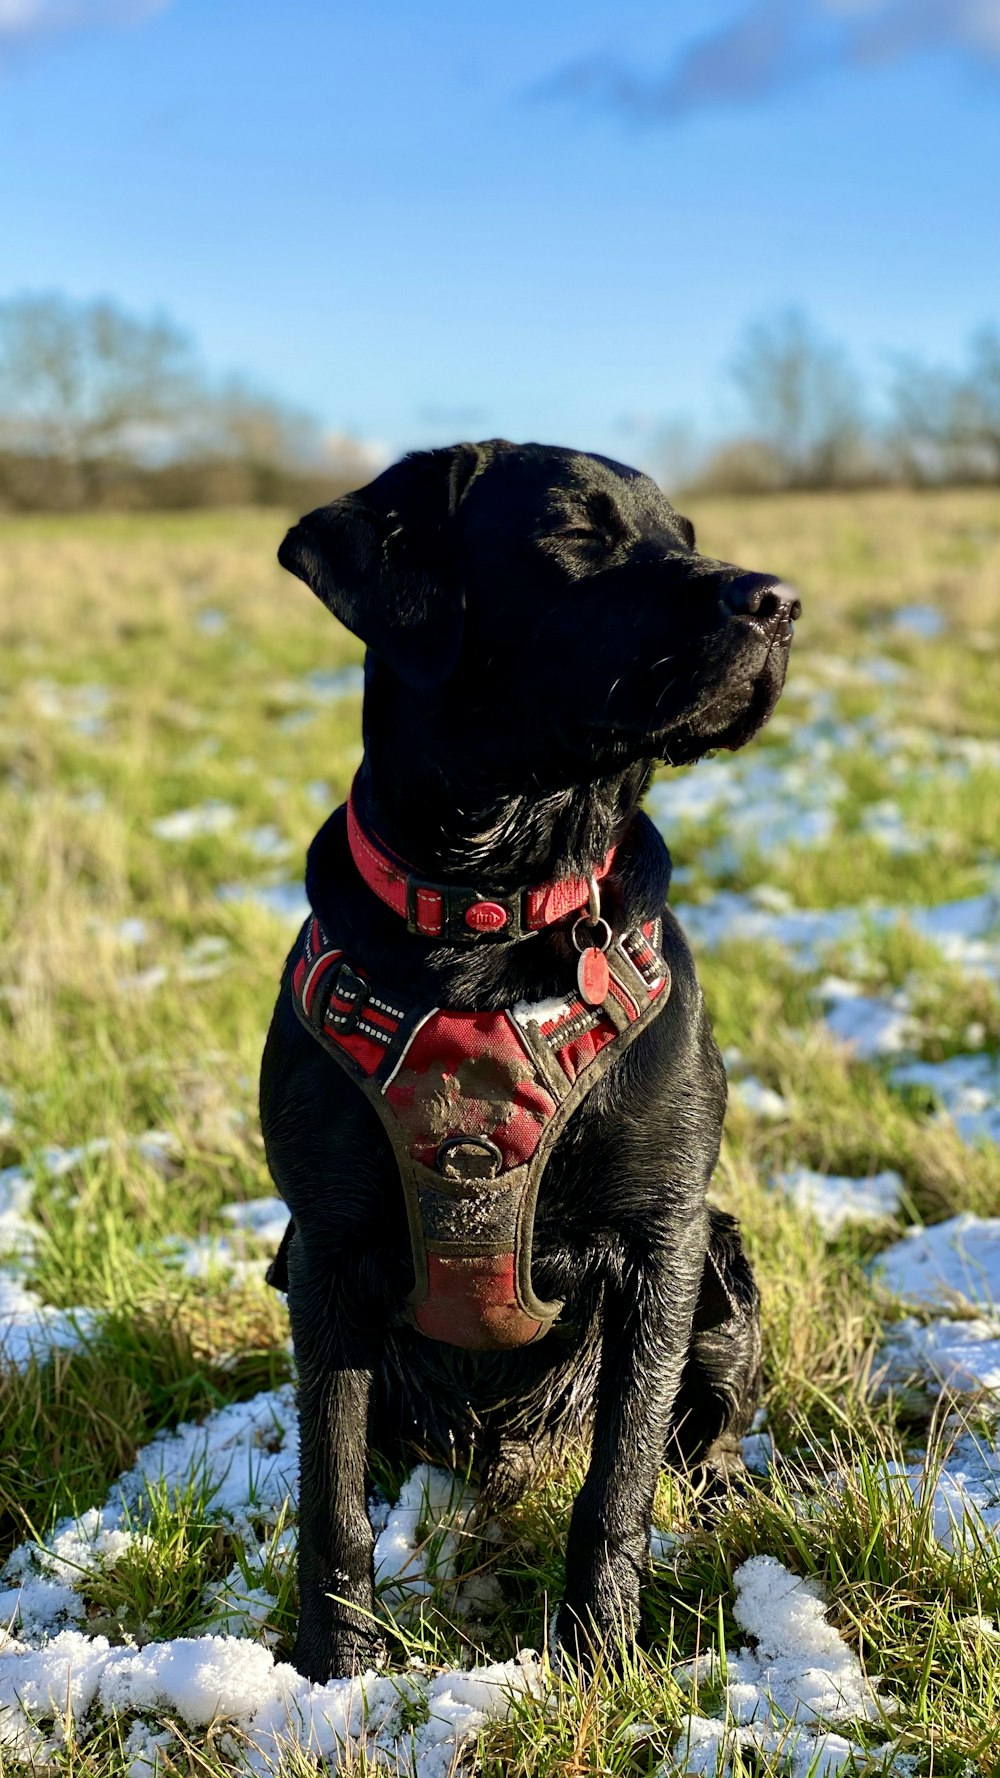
[260,440,797,1680]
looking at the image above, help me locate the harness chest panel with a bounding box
[290,913,671,1350]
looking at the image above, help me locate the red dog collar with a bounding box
[347,780,616,942]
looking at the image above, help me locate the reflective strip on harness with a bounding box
[289,909,671,1350]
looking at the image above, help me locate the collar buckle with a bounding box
[406,878,524,942]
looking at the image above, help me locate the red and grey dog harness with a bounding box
[285,794,672,1351]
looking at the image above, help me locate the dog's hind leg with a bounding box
[664,1207,762,1491]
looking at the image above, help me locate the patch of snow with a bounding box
[873,1213,1000,1312]
[729,1077,789,1120]
[648,758,842,869]
[888,1053,1000,1146]
[374,1464,502,1622]
[740,1432,774,1475]
[221,1198,290,1249]
[194,608,228,636]
[303,666,365,701]
[859,801,924,855]
[244,825,293,863]
[889,604,945,639]
[0,1276,95,1371]
[151,803,236,842]
[818,978,916,1060]
[0,1165,34,1253]
[878,1315,1000,1400]
[666,1556,894,1777]
[0,1389,537,1776]
[675,887,1000,982]
[29,680,109,736]
[880,1428,1000,1551]
[218,882,311,924]
[776,1168,903,1234]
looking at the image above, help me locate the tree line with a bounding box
[0,294,371,510]
[696,308,1000,492]
[0,293,998,508]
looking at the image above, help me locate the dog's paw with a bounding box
[550,1580,641,1678]
[292,1624,387,1684]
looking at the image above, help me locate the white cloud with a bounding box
[0,0,169,50]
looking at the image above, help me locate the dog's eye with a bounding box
[561,492,625,553]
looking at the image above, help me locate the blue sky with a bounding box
[2,0,999,470]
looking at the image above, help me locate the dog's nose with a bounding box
[721,573,802,624]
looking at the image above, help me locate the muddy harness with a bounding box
[273,789,672,1352]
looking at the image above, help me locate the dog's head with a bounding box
[278,441,799,785]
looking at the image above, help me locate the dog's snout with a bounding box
[721,573,801,626]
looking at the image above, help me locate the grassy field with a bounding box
[2,489,1000,1775]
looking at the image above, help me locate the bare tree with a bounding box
[0,292,357,508]
[729,308,870,487]
[0,293,197,467]
[888,326,1000,483]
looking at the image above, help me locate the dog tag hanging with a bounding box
[572,874,613,1008]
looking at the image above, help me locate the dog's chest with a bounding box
[289,912,672,1351]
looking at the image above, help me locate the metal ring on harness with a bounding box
[570,914,612,954]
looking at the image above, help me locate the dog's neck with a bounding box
[357,739,652,891]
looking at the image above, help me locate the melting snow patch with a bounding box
[0,1388,540,1775]
[874,1213,1000,1312]
[729,1077,789,1121]
[879,1316,1000,1400]
[889,603,946,639]
[776,1168,903,1234]
[0,1276,95,1371]
[818,978,915,1060]
[218,881,311,924]
[675,887,1000,981]
[648,758,841,868]
[151,803,236,842]
[888,1052,1000,1146]
[221,1197,290,1249]
[666,1556,894,1777]
[878,1428,1000,1551]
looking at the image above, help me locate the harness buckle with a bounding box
[326,960,370,1032]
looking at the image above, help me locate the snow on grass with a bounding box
[817,978,915,1061]
[648,758,841,867]
[879,1316,1000,1400]
[0,1388,540,1774]
[729,1076,790,1121]
[0,1134,179,1370]
[874,1213,1000,1312]
[874,1215,1000,1403]
[151,802,236,842]
[676,885,1000,980]
[221,1198,290,1249]
[0,1277,95,1372]
[666,1556,896,1778]
[880,1428,1000,1552]
[775,1167,903,1234]
[889,604,946,639]
[888,1052,1000,1146]
[217,881,311,924]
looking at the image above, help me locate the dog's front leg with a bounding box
[557,1221,706,1663]
[288,1240,385,1682]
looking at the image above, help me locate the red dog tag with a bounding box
[577,946,610,1006]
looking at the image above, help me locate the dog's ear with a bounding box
[277,443,485,689]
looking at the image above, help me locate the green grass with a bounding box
[2,489,1000,1773]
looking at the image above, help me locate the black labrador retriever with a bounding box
[259,439,798,1683]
